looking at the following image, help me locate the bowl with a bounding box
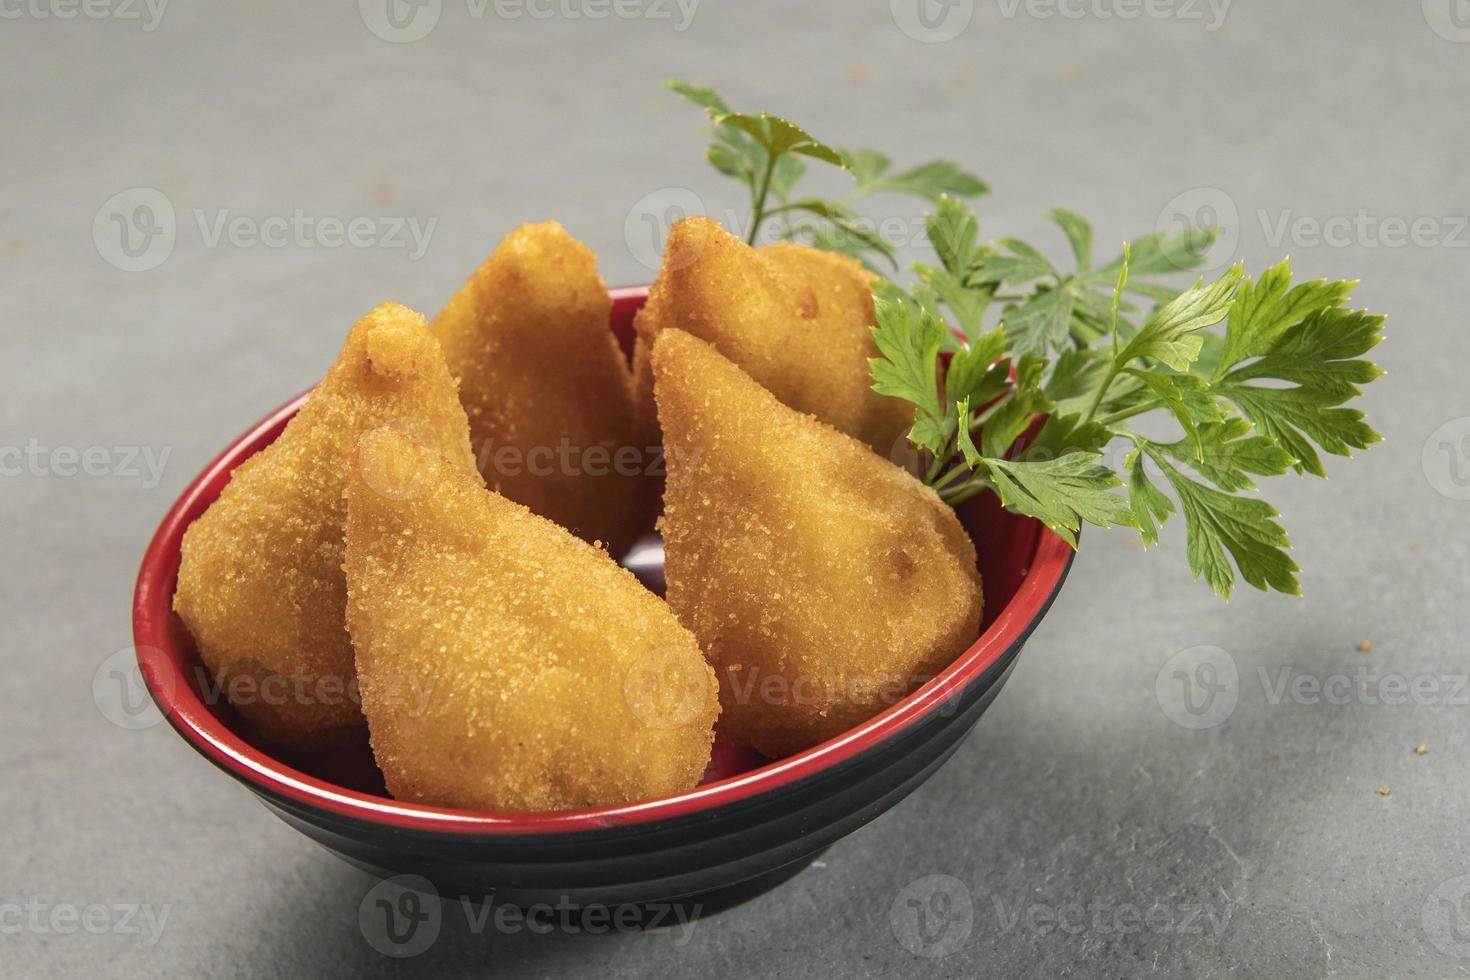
[131,285,1075,920]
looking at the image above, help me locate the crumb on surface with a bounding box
[1358,640,1372,653]
[1378,786,1391,797]
[1416,744,1428,756]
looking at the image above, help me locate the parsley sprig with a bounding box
[668,81,1385,599]
[667,80,987,268]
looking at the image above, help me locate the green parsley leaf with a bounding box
[972,238,1056,286]
[1124,446,1174,549]
[1099,226,1218,279]
[944,327,1009,408]
[1149,450,1300,597]
[1024,412,1116,460]
[847,150,989,201]
[716,112,847,167]
[980,354,1053,459]
[1211,262,1385,475]
[870,294,945,418]
[1215,258,1356,371]
[1049,208,1094,272]
[984,454,1135,547]
[1152,418,1296,492]
[672,81,1385,601]
[1003,287,1075,357]
[1116,263,1243,370]
[927,195,985,275]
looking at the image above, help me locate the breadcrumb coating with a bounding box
[344,425,719,812]
[173,302,478,748]
[632,216,913,456]
[433,221,653,556]
[652,329,983,758]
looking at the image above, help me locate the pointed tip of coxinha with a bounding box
[649,328,984,758]
[355,301,444,381]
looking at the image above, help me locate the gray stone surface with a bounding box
[3,1,1468,976]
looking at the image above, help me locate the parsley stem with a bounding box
[746,153,779,245]
[924,432,954,483]
[1097,398,1162,427]
[1082,361,1121,426]
[940,476,994,506]
[931,460,974,492]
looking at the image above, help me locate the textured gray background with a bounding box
[3,1,1468,976]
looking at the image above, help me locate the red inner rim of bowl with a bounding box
[131,285,1072,835]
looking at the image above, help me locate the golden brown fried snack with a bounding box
[632,215,913,456]
[653,329,983,758]
[344,424,719,812]
[174,303,478,749]
[433,221,650,555]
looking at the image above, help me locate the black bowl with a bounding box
[131,286,1075,920]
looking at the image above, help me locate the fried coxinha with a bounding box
[652,329,983,757]
[176,300,718,808]
[633,215,914,457]
[174,225,988,806]
[174,303,478,748]
[345,423,718,811]
[433,221,651,556]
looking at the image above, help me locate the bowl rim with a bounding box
[132,287,1075,837]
